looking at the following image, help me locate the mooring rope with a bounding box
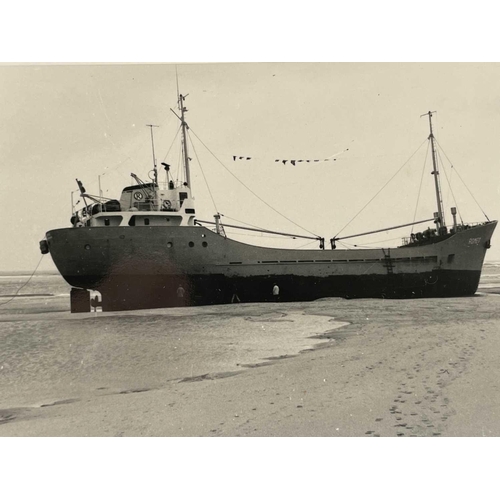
[0,254,45,307]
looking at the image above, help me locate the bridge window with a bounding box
[102,216,123,227]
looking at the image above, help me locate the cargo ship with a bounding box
[40,95,497,312]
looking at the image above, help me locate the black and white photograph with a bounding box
[1,3,499,497]
[2,62,499,440]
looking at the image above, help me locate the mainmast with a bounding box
[422,110,445,230]
[178,94,191,190]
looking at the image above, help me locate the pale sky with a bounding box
[1,63,499,272]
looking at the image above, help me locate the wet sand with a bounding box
[1,293,500,436]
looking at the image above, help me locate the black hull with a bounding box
[70,269,482,312]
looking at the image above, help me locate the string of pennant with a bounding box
[274,158,337,165]
[231,149,348,165]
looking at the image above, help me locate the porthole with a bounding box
[167,242,173,248]
[84,244,91,250]
[201,234,206,238]
[189,241,195,247]
[202,241,208,248]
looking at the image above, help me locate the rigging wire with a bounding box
[176,141,182,184]
[411,140,430,233]
[224,230,295,239]
[434,138,490,222]
[336,240,352,250]
[187,130,219,214]
[207,214,316,243]
[188,126,321,239]
[94,88,173,181]
[294,240,319,249]
[436,148,464,225]
[161,124,182,183]
[445,160,454,209]
[101,156,133,176]
[0,255,45,307]
[222,214,279,233]
[126,101,181,185]
[90,84,180,191]
[334,138,429,239]
[352,236,405,247]
[78,156,132,196]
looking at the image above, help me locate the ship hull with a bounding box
[45,221,497,311]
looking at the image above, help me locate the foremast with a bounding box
[423,110,446,231]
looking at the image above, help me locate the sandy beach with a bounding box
[1,287,500,437]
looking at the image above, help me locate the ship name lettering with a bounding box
[468,237,481,245]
